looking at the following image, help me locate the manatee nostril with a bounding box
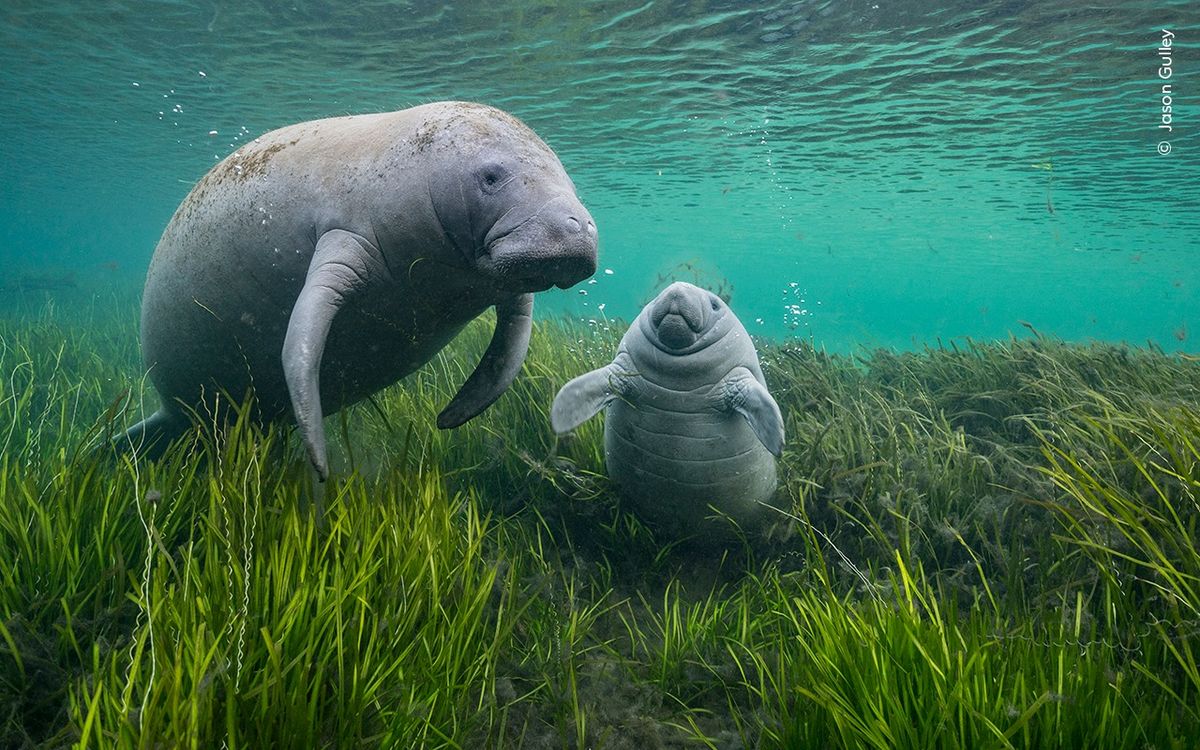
[586,220,596,236]
[566,216,581,232]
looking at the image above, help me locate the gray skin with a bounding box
[124,101,597,480]
[551,282,784,535]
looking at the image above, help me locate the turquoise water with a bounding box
[1,0,1197,351]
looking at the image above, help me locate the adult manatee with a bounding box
[551,282,784,537]
[125,101,598,480]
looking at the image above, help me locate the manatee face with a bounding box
[427,107,598,292]
[640,281,733,354]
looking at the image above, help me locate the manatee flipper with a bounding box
[437,293,534,429]
[283,229,392,481]
[713,367,785,457]
[118,407,189,458]
[550,354,635,434]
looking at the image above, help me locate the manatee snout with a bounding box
[484,196,597,290]
[651,282,708,349]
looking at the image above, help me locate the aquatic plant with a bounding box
[644,260,735,305]
[2,297,1200,748]
[1036,404,1200,716]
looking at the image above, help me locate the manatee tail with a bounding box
[116,407,189,459]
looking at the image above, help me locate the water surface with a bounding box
[1,0,1196,350]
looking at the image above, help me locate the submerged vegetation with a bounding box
[2,294,1199,748]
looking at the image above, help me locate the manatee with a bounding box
[123,101,597,480]
[551,281,784,536]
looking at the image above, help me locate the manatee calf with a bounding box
[124,101,597,479]
[551,282,784,536]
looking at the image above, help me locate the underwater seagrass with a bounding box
[121,101,598,480]
[551,281,784,538]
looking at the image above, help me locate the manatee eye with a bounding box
[479,164,510,194]
[710,295,720,311]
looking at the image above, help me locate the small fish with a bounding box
[1046,193,1054,214]
[1175,322,1188,342]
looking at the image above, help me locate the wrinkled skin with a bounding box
[551,282,784,537]
[125,101,597,479]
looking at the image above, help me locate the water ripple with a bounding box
[1,0,1196,346]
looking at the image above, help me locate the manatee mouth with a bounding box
[479,203,598,292]
[481,234,593,292]
[651,291,706,350]
[646,282,731,353]
[655,313,699,349]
